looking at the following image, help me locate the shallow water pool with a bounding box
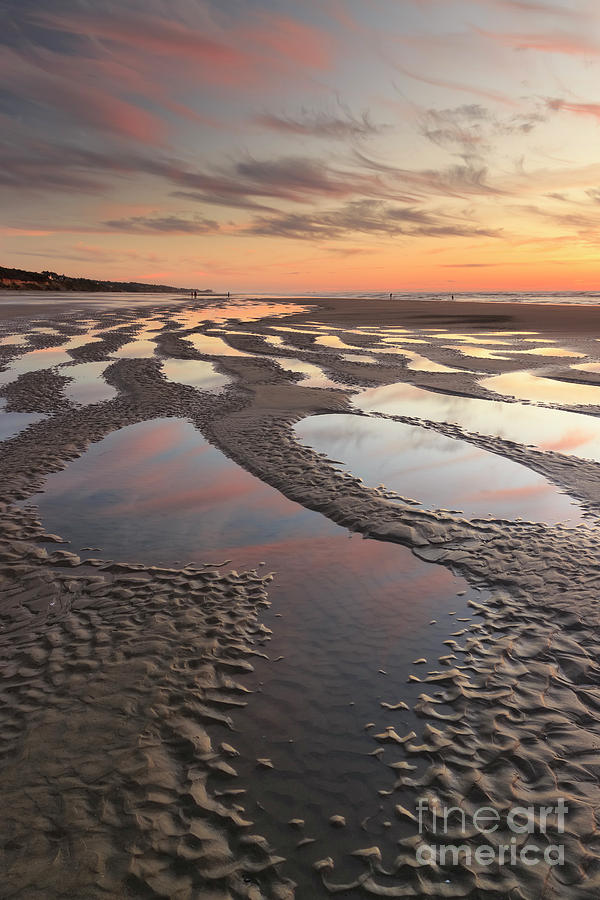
[354,381,600,462]
[160,357,230,392]
[482,371,600,407]
[60,362,117,405]
[0,399,44,441]
[274,358,342,390]
[30,415,489,888]
[296,413,582,524]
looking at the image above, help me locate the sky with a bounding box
[2,0,600,292]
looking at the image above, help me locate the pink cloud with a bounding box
[242,14,332,71]
[35,9,334,89]
[37,12,241,66]
[0,47,165,144]
[5,6,336,152]
[547,99,600,120]
[478,28,598,56]
[75,55,225,130]
[395,63,516,106]
[0,228,53,236]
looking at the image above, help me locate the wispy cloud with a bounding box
[0,1,337,160]
[478,27,598,55]
[513,201,600,243]
[473,0,585,17]
[247,198,502,241]
[14,243,163,265]
[3,0,600,288]
[395,64,516,107]
[0,141,383,207]
[0,47,166,144]
[32,5,334,88]
[546,98,600,120]
[254,106,385,139]
[102,215,219,234]
[355,150,503,199]
[170,191,277,213]
[417,102,548,163]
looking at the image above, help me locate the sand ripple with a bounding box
[0,516,293,898]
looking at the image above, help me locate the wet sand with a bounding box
[3,292,600,334]
[288,295,600,337]
[2,296,600,896]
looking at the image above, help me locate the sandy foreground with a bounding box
[2,295,600,897]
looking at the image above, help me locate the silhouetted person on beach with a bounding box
[227,291,230,299]
[389,292,393,300]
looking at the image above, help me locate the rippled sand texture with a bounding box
[3,296,600,896]
[210,408,600,898]
[0,514,293,898]
[318,591,600,897]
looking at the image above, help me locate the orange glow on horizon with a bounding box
[3,0,600,293]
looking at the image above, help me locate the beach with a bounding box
[2,293,600,897]
[259,294,600,337]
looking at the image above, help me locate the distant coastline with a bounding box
[0,265,211,294]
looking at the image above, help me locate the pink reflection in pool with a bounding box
[296,413,582,524]
[354,381,600,462]
[31,414,489,886]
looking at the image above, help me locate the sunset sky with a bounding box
[3,0,600,292]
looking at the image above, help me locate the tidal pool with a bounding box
[510,346,586,358]
[31,415,488,888]
[315,334,355,351]
[259,333,288,350]
[354,381,600,462]
[0,399,44,441]
[160,358,230,392]
[385,346,467,374]
[0,333,29,347]
[465,331,538,337]
[273,358,342,389]
[572,362,600,374]
[187,332,251,357]
[427,334,513,345]
[0,346,74,386]
[172,301,305,329]
[343,352,376,364]
[295,413,582,524]
[33,418,331,566]
[482,371,600,407]
[272,326,322,334]
[110,338,158,359]
[60,362,117,405]
[446,344,510,361]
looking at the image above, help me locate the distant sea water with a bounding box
[266,290,600,306]
[1,289,600,307]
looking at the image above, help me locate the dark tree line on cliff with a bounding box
[0,266,209,293]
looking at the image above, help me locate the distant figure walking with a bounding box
[389,292,393,300]
[451,294,454,300]
[227,291,230,300]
